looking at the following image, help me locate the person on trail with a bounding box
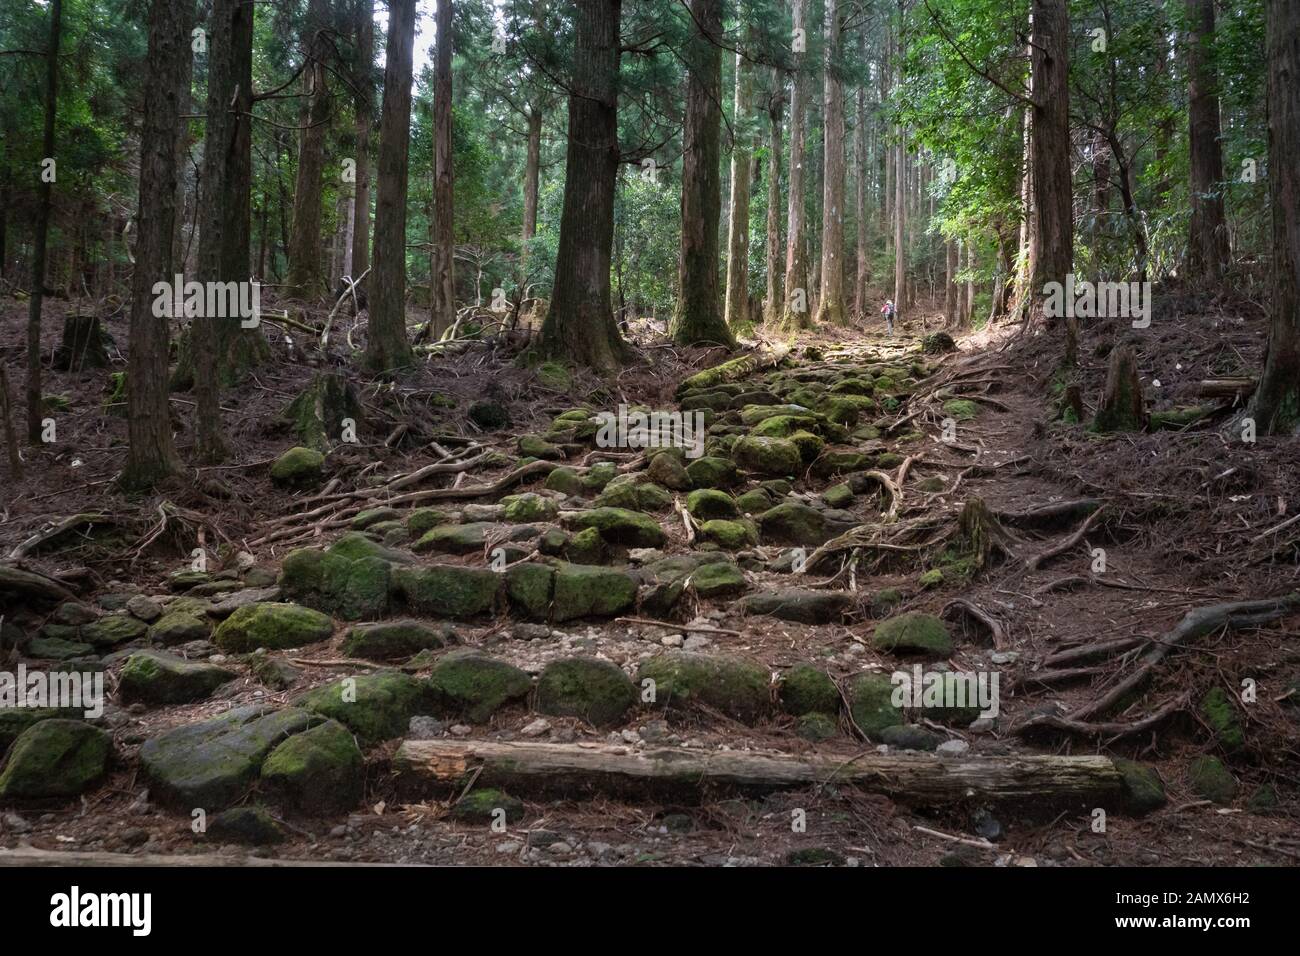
[881,298,896,335]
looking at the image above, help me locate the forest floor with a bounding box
[0,288,1297,867]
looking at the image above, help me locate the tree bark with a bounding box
[539,0,628,370]
[816,0,848,326]
[1248,0,1300,434]
[723,49,753,332]
[350,0,374,280]
[393,738,1127,811]
[670,0,733,347]
[25,0,62,444]
[521,105,542,270]
[763,56,784,325]
[1186,0,1231,284]
[853,26,868,319]
[364,0,416,373]
[429,0,456,340]
[780,0,811,331]
[122,0,188,489]
[285,0,332,300]
[1029,0,1072,300]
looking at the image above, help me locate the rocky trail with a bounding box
[1,317,1298,869]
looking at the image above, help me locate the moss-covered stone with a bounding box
[686,488,739,520]
[518,435,564,460]
[281,372,362,452]
[757,502,827,545]
[564,527,606,565]
[1199,687,1245,752]
[811,451,870,478]
[468,398,510,430]
[690,561,747,598]
[941,399,979,421]
[139,706,315,808]
[80,614,148,648]
[880,724,941,751]
[0,708,83,753]
[698,518,758,550]
[207,806,285,845]
[1188,755,1237,804]
[406,507,452,537]
[749,414,820,438]
[780,664,840,716]
[278,548,392,621]
[425,651,532,722]
[260,719,364,814]
[340,620,453,660]
[543,466,584,496]
[270,446,326,488]
[535,657,637,726]
[732,435,801,476]
[552,563,638,621]
[212,602,334,652]
[685,456,740,489]
[119,650,236,705]
[25,635,95,660]
[919,569,944,589]
[451,788,524,823]
[734,488,774,513]
[636,652,771,723]
[593,480,673,513]
[413,522,495,555]
[795,712,839,741]
[0,720,111,799]
[872,613,953,656]
[580,462,618,492]
[298,672,429,745]
[786,430,826,463]
[646,451,691,490]
[822,483,854,508]
[849,673,904,740]
[392,565,500,619]
[744,588,851,624]
[563,507,666,548]
[504,563,555,619]
[1114,758,1167,814]
[148,611,211,646]
[501,493,559,523]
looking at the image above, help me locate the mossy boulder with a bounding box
[686,488,739,521]
[871,613,953,656]
[796,712,839,741]
[544,466,584,496]
[501,493,559,523]
[260,719,364,814]
[406,507,452,537]
[298,672,430,745]
[685,456,740,489]
[564,526,606,565]
[413,522,495,555]
[1188,755,1237,804]
[698,518,758,550]
[80,614,148,648]
[780,664,840,716]
[581,462,618,492]
[0,720,111,799]
[352,507,402,531]
[811,451,870,478]
[149,611,211,646]
[941,399,979,421]
[880,724,942,751]
[0,709,83,753]
[1114,759,1167,814]
[787,430,827,462]
[732,435,801,476]
[270,446,326,488]
[504,562,555,619]
[743,588,851,624]
[278,547,392,621]
[594,480,673,513]
[340,620,453,660]
[467,398,510,430]
[207,806,285,845]
[636,652,771,723]
[849,673,904,740]
[689,561,747,598]
[647,451,691,490]
[139,706,316,808]
[119,650,236,705]
[830,377,874,395]
[552,563,638,621]
[392,565,500,619]
[518,435,564,460]
[535,657,637,726]
[451,788,525,823]
[1199,687,1245,752]
[734,488,774,513]
[563,507,666,548]
[750,414,820,438]
[425,651,532,722]
[212,602,334,653]
[756,502,828,545]
[822,483,854,508]
[282,372,362,452]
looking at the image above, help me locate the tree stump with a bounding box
[53,315,109,371]
[283,371,363,451]
[1093,344,1146,431]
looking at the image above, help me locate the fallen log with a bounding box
[1196,377,1256,399]
[0,563,80,606]
[393,739,1127,812]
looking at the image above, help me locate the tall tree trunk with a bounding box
[763,62,785,326]
[1248,0,1300,434]
[521,105,542,280]
[816,0,848,326]
[724,49,753,331]
[670,0,732,347]
[1186,0,1230,283]
[853,26,868,319]
[428,0,456,340]
[25,0,62,443]
[780,0,811,331]
[363,0,416,372]
[539,0,628,369]
[1030,0,1074,360]
[122,0,188,488]
[285,0,332,300]
[351,0,374,280]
